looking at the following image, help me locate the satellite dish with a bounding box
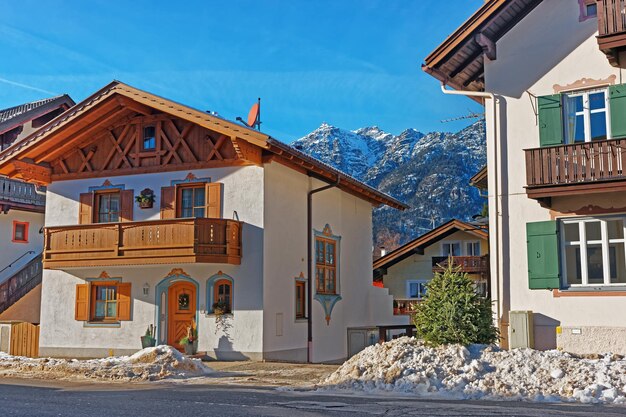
[247,103,260,128]
[237,98,262,130]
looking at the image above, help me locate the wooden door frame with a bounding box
[155,271,199,346]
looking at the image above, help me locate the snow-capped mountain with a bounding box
[292,121,487,250]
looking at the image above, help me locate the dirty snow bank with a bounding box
[321,337,626,404]
[0,345,212,382]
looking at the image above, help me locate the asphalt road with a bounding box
[0,378,625,417]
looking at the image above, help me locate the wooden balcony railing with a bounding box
[597,0,626,65]
[0,177,46,208]
[525,138,626,198]
[393,299,421,316]
[0,253,43,315]
[43,218,242,268]
[432,255,490,274]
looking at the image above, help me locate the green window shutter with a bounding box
[609,84,626,138]
[526,221,560,290]
[538,94,564,147]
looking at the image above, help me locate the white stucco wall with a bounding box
[40,166,265,358]
[262,162,402,363]
[0,210,44,279]
[483,0,626,352]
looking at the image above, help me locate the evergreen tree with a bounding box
[412,262,498,346]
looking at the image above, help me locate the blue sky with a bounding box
[0,0,483,142]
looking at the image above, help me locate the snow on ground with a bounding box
[320,337,626,404]
[0,345,212,382]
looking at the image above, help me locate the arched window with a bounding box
[206,273,234,314]
[213,279,232,313]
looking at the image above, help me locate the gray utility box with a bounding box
[509,310,534,349]
[347,327,379,358]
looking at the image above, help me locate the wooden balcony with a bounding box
[393,299,421,316]
[525,138,626,201]
[43,218,242,269]
[0,177,46,212]
[432,255,490,274]
[597,0,626,65]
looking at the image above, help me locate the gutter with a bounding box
[307,174,341,363]
[439,83,503,338]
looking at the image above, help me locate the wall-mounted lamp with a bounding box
[143,283,150,297]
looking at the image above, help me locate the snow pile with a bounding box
[0,345,212,382]
[321,337,626,404]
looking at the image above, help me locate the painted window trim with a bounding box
[155,271,200,345]
[170,176,211,186]
[12,221,29,243]
[88,183,125,192]
[84,277,123,324]
[405,279,429,299]
[559,215,626,289]
[314,228,341,296]
[206,273,234,314]
[578,0,597,22]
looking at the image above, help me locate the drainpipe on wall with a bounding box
[439,83,503,336]
[307,174,341,363]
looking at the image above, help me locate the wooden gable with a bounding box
[2,91,263,183]
[51,113,246,181]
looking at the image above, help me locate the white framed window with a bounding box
[406,280,428,299]
[560,216,626,287]
[441,241,461,257]
[563,88,610,144]
[465,241,481,256]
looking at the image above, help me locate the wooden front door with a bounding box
[167,281,196,350]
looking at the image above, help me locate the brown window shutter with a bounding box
[120,189,134,222]
[116,283,132,321]
[78,193,93,224]
[160,186,176,219]
[75,284,90,321]
[206,182,223,218]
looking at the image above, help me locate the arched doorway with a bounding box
[167,281,197,350]
[155,270,199,350]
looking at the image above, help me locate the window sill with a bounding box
[295,317,307,323]
[552,288,626,297]
[83,321,121,328]
[11,240,28,244]
[206,313,233,318]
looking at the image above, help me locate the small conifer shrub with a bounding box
[412,262,499,346]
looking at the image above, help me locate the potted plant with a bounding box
[135,188,155,209]
[212,300,231,317]
[141,324,156,348]
[179,318,198,355]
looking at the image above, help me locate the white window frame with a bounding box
[465,240,481,256]
[560,216,626,287]
[440,241,461,257]
[406,280,428,299]
[563,87,611,144]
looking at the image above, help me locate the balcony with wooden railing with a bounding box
[393,299,421,316]
[43,218,242,269]
[0,177,46,212]
[431,255,490,274]
[525,138,626,200]
[597,0,626,65]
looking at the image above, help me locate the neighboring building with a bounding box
[0,95,75,323]
[373,219,489,322]
[0,81,407,361]
[424,0,626,353]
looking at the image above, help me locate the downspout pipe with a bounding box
[439,83,502,336]
[307,174,341,363]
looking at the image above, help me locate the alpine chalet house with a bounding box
[0,81,406,361]
[424,0,626,353]
[0,95,74,323]
[373,219,489,322]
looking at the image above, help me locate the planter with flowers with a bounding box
[135,188,155,209]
